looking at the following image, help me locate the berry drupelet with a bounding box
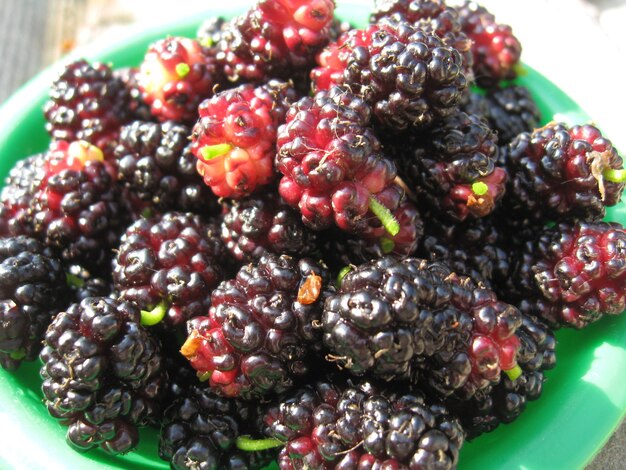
[113,211,226,329]
[265,380,465,469]
[276,86,403,238]
[197,16,226,48]
[462,85,541,146]
[0,236,66,370]
[44,59,132,153]
[138,37,220,122]
[513,221,626,329]
[40,297,165,454]
[160,384,276,469]
[311,17,468,130]
[31,140,126,272]
[192,80,297,199]
[216,0,335,83]
[456,1,522,86]
[501,122,626,223]
[182,254,332,400]
[0,153,46,237]
[391,111,507,221]
[220,192,319,264]
[114,121,218,214]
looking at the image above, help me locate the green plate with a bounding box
[1,2,625,469]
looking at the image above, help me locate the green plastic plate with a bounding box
[1,2,625,469]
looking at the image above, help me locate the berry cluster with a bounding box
[1,1,625,469]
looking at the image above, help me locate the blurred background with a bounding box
[0,0,625,467]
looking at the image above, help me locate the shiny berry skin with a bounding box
[391,111,506,222]
[138,37,220,122]
[0,153,46,238]
[40,297,165,454]
[192,81,297,199]
[369,0,474,80]
[220,192,319,264]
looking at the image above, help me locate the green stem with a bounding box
[504,364,522,382]
[603,169,626,183]
[66,273,85,289]
[175,62,190,78]
[337,266,353,287]
[9,349,26,360]
[236,436,283,452]
[472,181,489,196]
[379,237,395,254]
[140,301,168,327]
[200,143,232,161]
[368,196,400,237]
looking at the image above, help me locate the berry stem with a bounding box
[175,63,190,78]
[504,364,522,382]
[368,195,400,237]
[200,144,233,161]
[603,169,626,183]
[140,301,168,326]
[472,181,489,196]
[380,237,395,254]
[66,273,85,289]
[337,266,352,287]
[236,436,283,452]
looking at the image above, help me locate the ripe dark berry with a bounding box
[265,380,465,469]
[183,255,332,399]
[418,214,510,290]
[113,211,226,328]
[220,192,319,263]
[31,140,126,271]
[115,121,218,214]
[370,0,474,80]
[44,59,131,153]
[445,314,556,439]
[160,385,277,469]
[501,122,625,223]
[0,153,46,238]
[40,297,165,454]
[0,236,66,370]
[391,111,506,221]
[311,18,468,130]
[462,85,541,146]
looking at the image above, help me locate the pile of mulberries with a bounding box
[1,1,625,469]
